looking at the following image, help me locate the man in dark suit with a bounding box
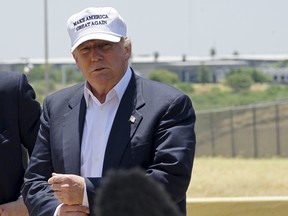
[0,71,41,216]
[22,7,196,216]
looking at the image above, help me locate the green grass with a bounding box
[184,83,288,111]
[187,157,288,198]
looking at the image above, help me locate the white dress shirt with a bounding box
[81,67,132,177]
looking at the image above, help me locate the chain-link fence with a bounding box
[195,100,288,158]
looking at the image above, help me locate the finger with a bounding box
[48,174,66,184]
[48,176,57,184]
[50,183,61,191]
[50,183,70,192]
[60,204,90,214]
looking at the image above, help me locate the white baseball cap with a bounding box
[67,7,127,52]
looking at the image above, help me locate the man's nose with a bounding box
[91,47,103,62]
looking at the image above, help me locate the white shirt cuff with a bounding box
[82,180,89,207]
[53,203,63,216]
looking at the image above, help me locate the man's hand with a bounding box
[0,197,28,216]
[48,173,85,205]
[58,204,89,216]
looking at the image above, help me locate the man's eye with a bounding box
[100,43,113,50]
[80,47,91,53]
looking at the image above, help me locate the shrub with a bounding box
[225,71,253,92]
[148,69,180,85]
[174,82,194,93]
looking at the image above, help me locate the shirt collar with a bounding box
[83,67,132,106]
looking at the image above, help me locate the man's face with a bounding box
[73,38,131,93]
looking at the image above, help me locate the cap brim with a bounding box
[71,33,122,52]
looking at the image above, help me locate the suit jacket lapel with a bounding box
[103,72,144,173]
[63,88,86,175]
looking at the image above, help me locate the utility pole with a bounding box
[44,0,49,95]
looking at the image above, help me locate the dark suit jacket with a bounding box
[22,70,196,216]
[0,71,41,204]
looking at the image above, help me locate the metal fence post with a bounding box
[275,103,281,156]
[210,111,215,156]
[230,109,236,157]
[252,107,258,158]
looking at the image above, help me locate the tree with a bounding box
[225,67,272,92]
[197,63,212,83]
[225,69,254,92]
[148,69,180,85]
[250,68,272,83]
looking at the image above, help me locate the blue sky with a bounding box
[1,0,287,60]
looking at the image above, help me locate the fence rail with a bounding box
[195,100,288,157]
[187,196,288,216]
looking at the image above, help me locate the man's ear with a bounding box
[72,52,78,63]
[125,42,132,61]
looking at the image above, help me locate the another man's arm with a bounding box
[18,73,41,155]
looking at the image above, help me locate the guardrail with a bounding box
[187,196,288,216]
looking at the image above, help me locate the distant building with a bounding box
[131,54,288,83]
[1,54,288,83]
[131,56,247,83]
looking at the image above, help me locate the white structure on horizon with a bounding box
[1,54,288,83]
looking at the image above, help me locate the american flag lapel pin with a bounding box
[129,115,136,124]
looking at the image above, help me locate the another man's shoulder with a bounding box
[0,71,27,91]
[0,71,22,77]
[0,71,24,81]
